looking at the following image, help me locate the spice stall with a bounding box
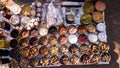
[0,0,111,67]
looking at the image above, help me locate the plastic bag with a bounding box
[46,0,63,28]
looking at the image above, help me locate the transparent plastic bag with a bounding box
[46,0,63,28]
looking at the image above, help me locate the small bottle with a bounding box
[0,21,5,29]
[0,49,9,56]
[0,4,10,14]
[0,4,5,10]
[10,29,19,38]
[10,39,18,48]
[3,21,11,31]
